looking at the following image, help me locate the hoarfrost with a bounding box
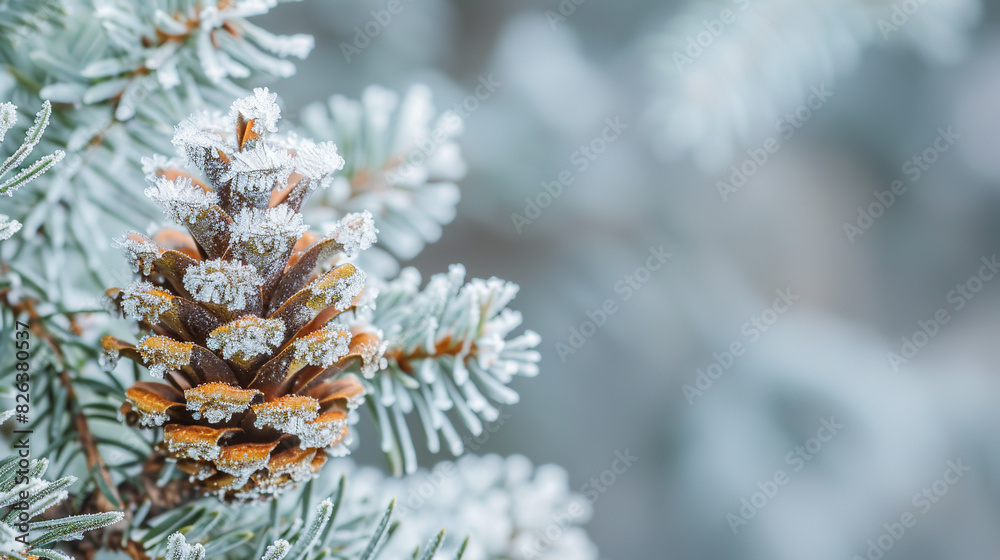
[183,259,262,311]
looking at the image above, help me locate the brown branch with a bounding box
[390,336,477,374]
[19,300,124,513]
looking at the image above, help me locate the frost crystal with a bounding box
[168,440,221,461]
[136,410,170,428]
[138,337,194,378]
[100,347,120,372]
[310,267,366,312]
[292,324,351,368]
[356,337,388,379]
[0,102,16,143]
[183,259,262,311]
[140,154,183,180]
[112,232,162,276]
[231,206,307,255]
[0,215,22,241]
[298,414,348,448]
[145,175,219,225]
[121,281,174,323]
[252,396,319,434]
[224,142,293,195]
[289,137,345,189]
[207,316,285,361]
[164,427,224,461]
[125,387,179,428]
[261,540,292,560]
[185,383,261,424]
[166,532,206,560]
[229,87,281,135]
[325,211,378,257]
[172,111,231,168]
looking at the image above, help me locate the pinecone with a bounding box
[101,88,385,501]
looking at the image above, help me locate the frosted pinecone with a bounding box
[102,88,382,501]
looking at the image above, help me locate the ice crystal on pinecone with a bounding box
[183,259,263,312]
[207,315,286,362]
[146,176,220,225]
[103,88,376,501]
[324,211,378,257]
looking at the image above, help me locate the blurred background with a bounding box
[262,1,1000,558]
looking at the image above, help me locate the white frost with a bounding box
[183,259,262,311]
[311,268,366,312]
[223,142,293,196]
[298,417,347,449]
[0,215,22,241]
[207,316,285,361]
[137,336,193,379]
[231,206,307,255]
[253,397,319,435]
[145,175,219,225]
[324,211,377,257]
[289,136,344,189]
[112,232,162,276]
[229,87,281,135]
[120,280,173,324]
[292,324,351,368]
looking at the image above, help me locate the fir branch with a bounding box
[0,0,62,47]
[0,100,64,241]
[300,85,466,269]
[0,450,123,560]
[648,0,981,169]
[354,265,540,475]
[17,299,123,513]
